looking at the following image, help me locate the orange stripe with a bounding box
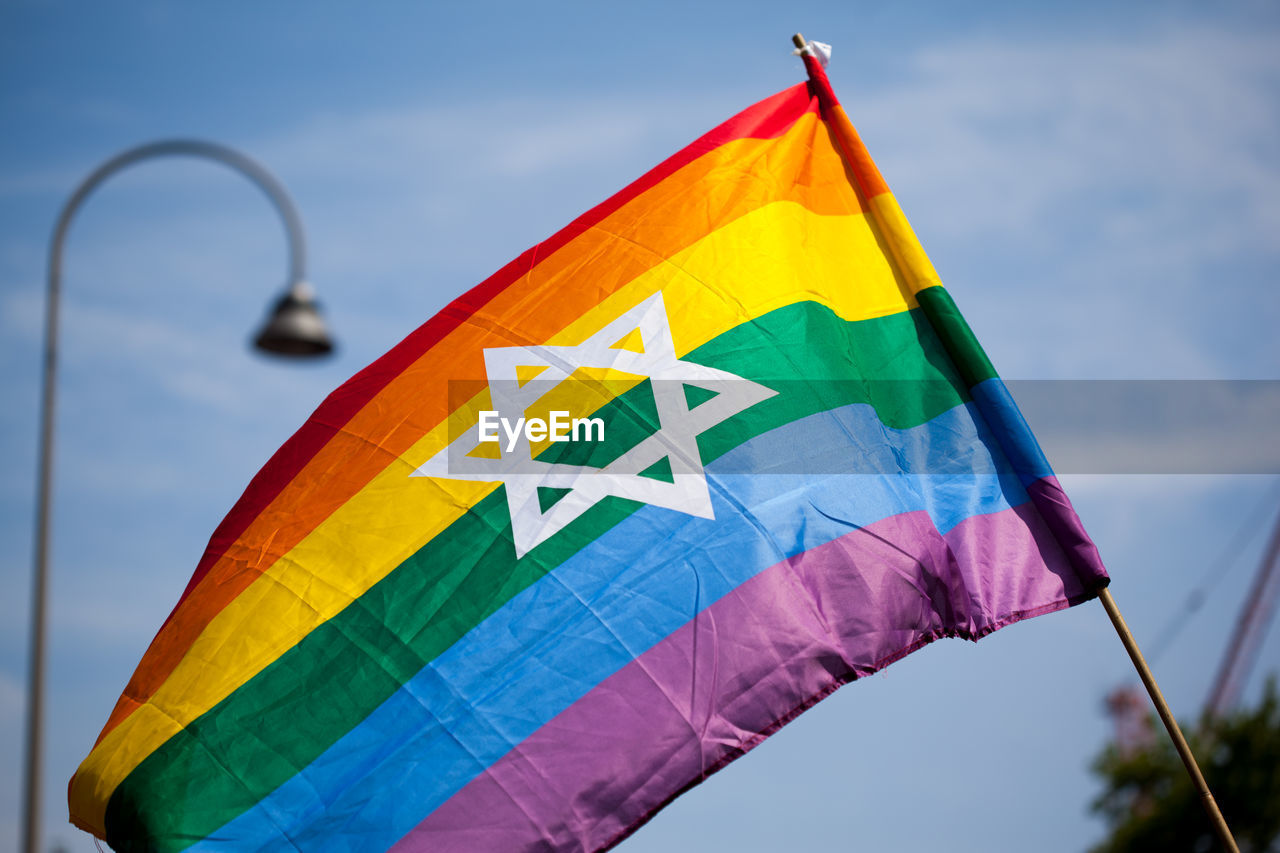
[799,52,890,200]
[827,103,890,199]
[96,110,864,741]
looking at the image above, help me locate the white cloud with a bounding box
[856,29,1280,251]
[820,28,1280,380]
[3,286,332,417]
[256,94,725,184]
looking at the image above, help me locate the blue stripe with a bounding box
[198,399,1031,851]
[970,377,1054,484]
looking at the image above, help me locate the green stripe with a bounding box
[106,300,969,851]
[915,285,998,387]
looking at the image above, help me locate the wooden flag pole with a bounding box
[1097,587,1239,852]
[788,30,1240,851]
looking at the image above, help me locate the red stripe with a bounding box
[170,82,818,612]
[801,52,840,113]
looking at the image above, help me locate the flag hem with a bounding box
[597,586,1102,853]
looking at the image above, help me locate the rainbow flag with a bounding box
[71,52,1108,851]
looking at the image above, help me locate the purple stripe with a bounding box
[390,500,1103,853]
[1026,475,1109,588]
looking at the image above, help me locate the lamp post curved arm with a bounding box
[49,139,308,292]
[23,139,328,853]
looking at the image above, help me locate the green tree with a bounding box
[1090,679,1280,852]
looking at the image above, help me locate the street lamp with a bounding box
[22,139,335,853]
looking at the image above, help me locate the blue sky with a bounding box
[2,2,1278,850]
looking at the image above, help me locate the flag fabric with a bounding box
[71,53,1108,852]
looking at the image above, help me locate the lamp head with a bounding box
[253,281,334,358]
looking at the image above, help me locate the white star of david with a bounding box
[411,292,776,557]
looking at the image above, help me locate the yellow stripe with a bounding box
[868,193,942,295]
[72,199,915,832]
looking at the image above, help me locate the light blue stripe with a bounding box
[199,400,1029,851]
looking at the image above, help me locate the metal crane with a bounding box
[1203,509,1280,719]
